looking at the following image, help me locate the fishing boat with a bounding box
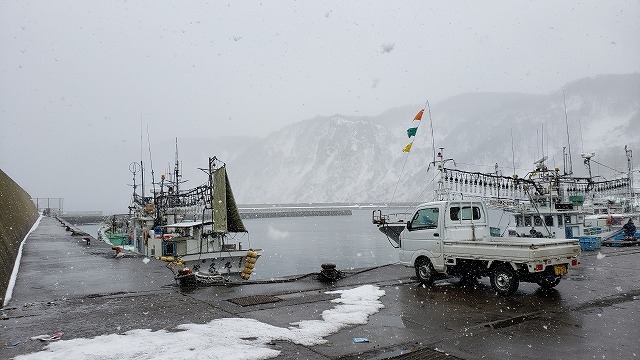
[103,154,262,285]
[98,214,132,247]
[160,157,261,285]
[374,147,638,244]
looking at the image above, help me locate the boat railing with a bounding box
[372,209,411,226]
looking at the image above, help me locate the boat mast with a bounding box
[511,128,516,177]
[128,162,139,213]
[563,90,573,175]
[140,114,145,205]
[626,145,634,208]
[433,148,456,201]
[174,138,181,196]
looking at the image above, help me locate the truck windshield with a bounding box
[410,208,439,230]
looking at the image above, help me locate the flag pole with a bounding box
[426,100,435,167]
[391,105,426,202]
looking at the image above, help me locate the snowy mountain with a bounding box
[177,74,640,204]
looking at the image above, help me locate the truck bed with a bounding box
[442,236,580,263]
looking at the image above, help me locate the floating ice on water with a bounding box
[267,225,290,240]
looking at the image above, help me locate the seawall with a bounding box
[0,169,39,304]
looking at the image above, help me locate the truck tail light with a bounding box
[534,264,544,271]
[571,258,578,266]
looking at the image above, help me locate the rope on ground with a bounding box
[175,263,402,287]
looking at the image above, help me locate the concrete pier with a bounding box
[2,216,640,359]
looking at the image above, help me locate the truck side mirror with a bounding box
[406,222,412,231]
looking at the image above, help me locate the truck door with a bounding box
[403,206,443,267]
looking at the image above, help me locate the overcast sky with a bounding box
[1,1,639,212]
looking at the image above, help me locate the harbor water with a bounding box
[76,209,402,280]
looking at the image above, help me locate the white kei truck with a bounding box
[399,200,581,296]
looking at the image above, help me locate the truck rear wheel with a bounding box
[490,265,519,296]
[415,257,435,285]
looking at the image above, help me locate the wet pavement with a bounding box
[2,216,640,359]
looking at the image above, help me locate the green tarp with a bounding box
[212,166,247,233]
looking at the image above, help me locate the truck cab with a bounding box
[400,201,489,270]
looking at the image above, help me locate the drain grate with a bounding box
[385,347,463,360]
[228,294,281,307]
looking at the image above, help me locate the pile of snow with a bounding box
[16,284,385,360]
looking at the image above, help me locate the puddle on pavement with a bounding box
[370,314,406,328]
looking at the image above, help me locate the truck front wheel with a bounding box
[490,265,519,296]
[415,257,435,285]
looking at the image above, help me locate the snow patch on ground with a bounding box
[15,284,385,360]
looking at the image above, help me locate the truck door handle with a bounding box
[434,233,439,237]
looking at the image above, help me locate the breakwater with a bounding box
[60,214,104,224]
[240,209,352,219]
[0,169,39,304]
[62,209,353,225]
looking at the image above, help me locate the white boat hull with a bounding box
[174,249,262,283]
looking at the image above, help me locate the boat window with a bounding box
[544,215,554,226]
[410,208,440,230]
[534,216,543,226]
[515,215,523,227]
[524,216,532,226]
[564,215,572,224]
[557,215,563,227]
[163,242,176,256]
[449,206,481,221]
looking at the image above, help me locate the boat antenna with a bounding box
[563,90,573,175]
[146,124,156,204]
[562,146,567,175]
[578,118,585,153]
[545,122,549,163]
[536,127,540,160]
[511,128,516,177]
[140,114,145,203]
[128,161,139,209]
[626,145,634,199]
[541,123,544,161]
[174,138,181,195]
